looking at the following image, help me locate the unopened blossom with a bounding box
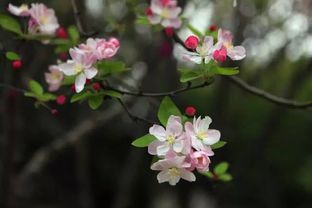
[96,38,120,60]
[58,48,98,93]
[45,65,64,92]
[146,0,182,29]
[183,36,214,64]
[214,29,246,61]
[28,3,59,35]
[148,116,190,156]
[8,4,30,16]
[151,154,196,185]
[187,150,214,172]
[213,46,227,62]
[185,116,221,151]
[184,35,199,50]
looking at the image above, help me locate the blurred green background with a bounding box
[0,0,312,207]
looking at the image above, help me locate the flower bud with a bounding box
[185,106,196,116]
[12,60,22,70]
[145,7,153,16]
[92,82,101,91]
[56,27,68,39]
[56,95,66,105]
[51,109,58,115]
[184,35,199,50]
[213,47,227,62]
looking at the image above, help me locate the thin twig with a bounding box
[70,0,97,37]
[0,83,27,93]
[226,76,312,109]
[171,31,312,110]
[117,99,156,125]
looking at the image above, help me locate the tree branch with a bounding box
[226,76,312,109]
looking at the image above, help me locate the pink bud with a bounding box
[92,82,101,91]
[164,27,174,37]
[12,60,22,70]
[85,79,91,85]
[56,95,66,105]
[109,37,120,48]
[185,106,196,117]
[56,27,68,39]
[213,47,227,62]
[184,35,199,50]
[145,7,153,16]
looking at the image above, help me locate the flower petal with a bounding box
[157,170,170,183]
[58,61,76,76]
[75,73,86,93]
[180,169,196,182]
[203,129,221,145]
[148,140,164,155]
[228,46,246,60]
[157,143,170,156]
[149,124,167,141]
[166,116,182,137]
[84,67,98,79]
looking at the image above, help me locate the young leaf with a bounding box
[5,51,20,61]
[201,171,214,179]
[157,96,182,126]
[219,173,233,182]
[179,68,203,83]
[0,14,22,34]
[214,162,229,175]
[131,134,156,147]
[135,16,150,25]
[187,24,203,38]
[38,93,56,102]
[210,66,239,76]
[29,80,43,95]
[88,95,103,110]
[62,76,76,85]
[211,141,227,149]
[102,90,122,98]
[97,60,127,76]
[70,91,92,103]
[68,25,80,44]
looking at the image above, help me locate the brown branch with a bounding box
[70,0,97,37]
[226,76,312,109]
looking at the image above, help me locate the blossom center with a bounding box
[74,64,83,74]
[197,131,208,140]
[52,72,61,80]
[161,9,171,19]
[166,135,175,144]
[224,42,233,50]
[39,16,49,24]
[168,167,180,178]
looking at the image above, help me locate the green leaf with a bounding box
[201,171,214,179]
[102,90,122,98]
[210,66,239,76]
[0,14,22,34]
[88,95,103,110]
[5,51,20,60]
[135,16,150,25]
[62,76,76,85]
[68,25,80,44]
[211,141,227,149]
[131,134,156,147]
[70,91,92,103]
[29,80,43,95]
[179,68,203,83]
[157,96,182,126]
[219,173,233,182]
[214,162,229,175]
[24,92,36,98]
[37,93,56,102]
[187,24,203,38]
[97,60,127,76]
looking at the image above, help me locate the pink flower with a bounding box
[183,36,214,64]
[151,154,196,185]
[147,0,182,29]
[8,4,30,16]
[28,3,59,35]
[96,38,120,60]
[58,48,98,93]
[45,65,64,92]
[184,35,199,50]
[185,116,221,151]
[215,29,246,61]
[148,116,190,156]
[187,150,214,172]
[213,46,227,62]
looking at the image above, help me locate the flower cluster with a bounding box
[183,29,246,64]
[148,115,220,185]
[146,0,182,29]
[47,38,120,93]
[8,3,59,36]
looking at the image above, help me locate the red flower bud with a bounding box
[184,35,199,50]
[185,106,196,117]
[86,79,91,85]
[56,27,68,39]
[145,7,153,16]
[71,84,76,93]
[92,82,101,91]
[12,60,22,70]
[56,95,66,105]
[213,47,227,63]
[58,52,68,61]
[164,27,174,37]
[209,25,217,32]
[161,0,170,6]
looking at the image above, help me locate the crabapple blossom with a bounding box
[213,46,227,63]
[151,154,196,185]
[148,116,189,156]
[8,4,30,16]
[28,3,59,35]
[185,116,221,151]
[183,36,214,64]
[44,65,64,92]
[187,150,214,172]
[58,48,98,93]
[215,29,246,61]
[146,0,182,29]
[96,38,120,60]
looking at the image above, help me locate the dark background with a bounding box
[0,0,312,207]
